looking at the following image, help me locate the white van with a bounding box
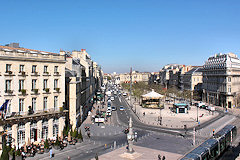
[198,102,205,108]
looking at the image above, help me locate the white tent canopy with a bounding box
[141,89,164,99]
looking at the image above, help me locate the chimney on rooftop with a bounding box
[81,49,86,52]
[5,43,20,48]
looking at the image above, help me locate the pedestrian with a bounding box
[95,153,99,160]
[49,147,53,159]
[162,156,166,160]
[143,112,145,116]
[126,145,129,150]
[158,154,161,160]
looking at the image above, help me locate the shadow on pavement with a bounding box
[217,143,240,160]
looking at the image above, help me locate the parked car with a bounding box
[106,110,112,116]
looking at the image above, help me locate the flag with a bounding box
[0,100,9,111]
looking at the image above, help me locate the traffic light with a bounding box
[213,129,215,137]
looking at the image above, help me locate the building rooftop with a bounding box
[185,67,203,75]
[0,44,58,55]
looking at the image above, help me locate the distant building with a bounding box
[182,67,203,100]
[202,53,240,108]
[159,64,193,89]
[149,72,160,84]
[117,71,150,84]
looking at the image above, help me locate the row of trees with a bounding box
[121,82,202,101]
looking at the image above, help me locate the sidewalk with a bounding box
[93,145,182,160]
[27,139,94,160]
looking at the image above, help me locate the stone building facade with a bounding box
[117,71,150,84]
[202,53,240,108]
[64,49,103,130]
[0,43,66,149]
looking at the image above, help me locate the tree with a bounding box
[72,129,78,138]
[78,130,83,141]
[0,135,9,160]
[107,76,111,80]
[44,138,49,149]
[55,136,60,146]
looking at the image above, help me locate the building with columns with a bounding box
[0,43,67,149]
[202,53,240,108]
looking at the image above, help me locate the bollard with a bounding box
[114,141,116,149]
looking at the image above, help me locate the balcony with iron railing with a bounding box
[54,88,60,93]
[31,72,39,76]
[43,88,50,94]
[5,90,14,95]
[4,71,15,76]
[43,72,50,76]
[31,89,39,95]
[0,108,68,125]
[19,89,27,96]
[54,72,60,76]
[18,71,27,77]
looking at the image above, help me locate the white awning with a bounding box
[141,89,164,99]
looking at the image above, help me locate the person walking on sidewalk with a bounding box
[49,147,53,159]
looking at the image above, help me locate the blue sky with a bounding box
[1,0,240,73]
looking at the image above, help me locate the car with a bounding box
[106,110,112,116]
[119,106,125,111]
[112,106,116,111]
[122,93,127,96]
[111,97,114,101]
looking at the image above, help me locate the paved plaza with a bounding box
[94,145,182,160]
[124,96,218,129]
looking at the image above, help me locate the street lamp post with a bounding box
[127,117,134,153]
[197,105,199,122]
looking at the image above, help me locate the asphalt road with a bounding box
[43,86,235,160]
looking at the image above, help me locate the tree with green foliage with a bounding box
[44,138,49,149]
[0,135,9,160]
[72,129,78,138]
[9,148,15,157]
[15,149,21,157]
[121,83,130,90]
[55,136,60,146]
[107,76,111,80]
[78,130,83,141]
